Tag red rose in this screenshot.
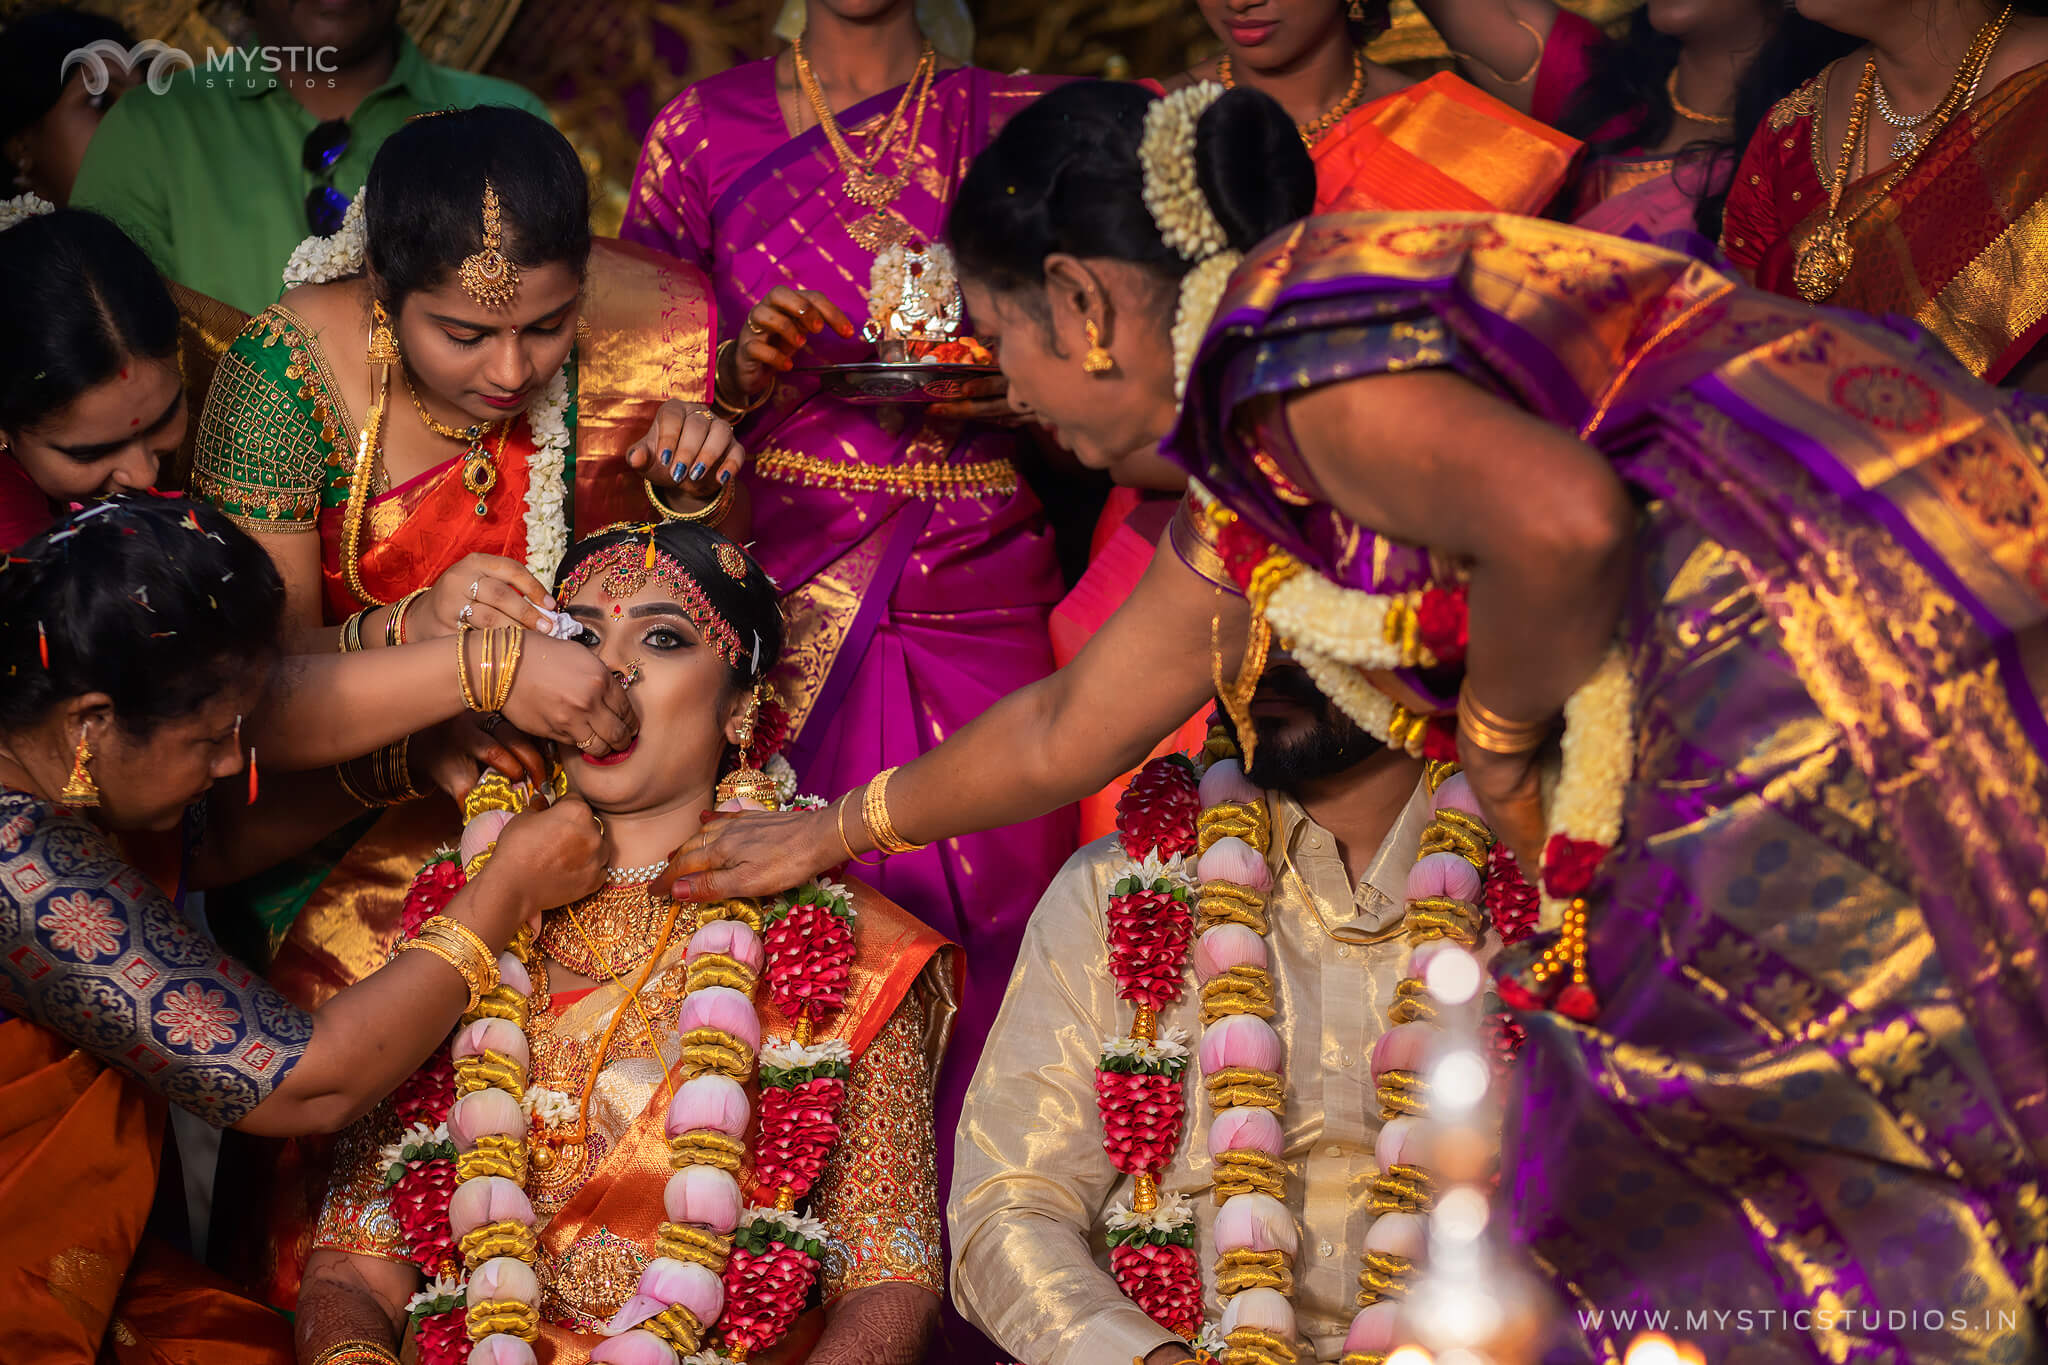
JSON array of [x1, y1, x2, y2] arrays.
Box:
[[1542, 834, 1608, 898], [1415, 583, 1469, 664]]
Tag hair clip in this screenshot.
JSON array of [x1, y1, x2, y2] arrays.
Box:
[[458, 179, 519, 309]]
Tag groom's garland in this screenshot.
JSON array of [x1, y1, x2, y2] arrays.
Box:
[[377, 775, 862, 1365]]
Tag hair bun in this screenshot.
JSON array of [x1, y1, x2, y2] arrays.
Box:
[[1194, 86, 1317, 253]]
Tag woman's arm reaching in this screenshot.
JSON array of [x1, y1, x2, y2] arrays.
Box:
[[1410, 0, 1563, 111]]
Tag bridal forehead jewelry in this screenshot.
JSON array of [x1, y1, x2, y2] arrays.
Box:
[[458, 179, 519, 309]]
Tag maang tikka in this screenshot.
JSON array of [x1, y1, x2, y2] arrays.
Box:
[[458, 179, 519, 309]]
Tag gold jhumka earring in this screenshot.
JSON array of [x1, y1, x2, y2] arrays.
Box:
[[366, 300, 400, 365], [714, 685, 780, 810], [59, 734, 99, 807], [1083, 319, 1114, 376], [458, 180, 519, 309]]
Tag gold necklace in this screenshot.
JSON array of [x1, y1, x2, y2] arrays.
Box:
[[793, 36, 937, 252], [537, 881, 666, 979], [1664, 67, 1732, 128], [402, 367, 508, 516], [1794, 5, 2011, 303], [1219, 48, 1369, 148]]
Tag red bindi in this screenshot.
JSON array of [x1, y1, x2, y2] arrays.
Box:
[[130, 417, 140, 427]]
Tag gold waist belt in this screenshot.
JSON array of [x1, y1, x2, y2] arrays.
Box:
[[754, 447, 1019, 500]]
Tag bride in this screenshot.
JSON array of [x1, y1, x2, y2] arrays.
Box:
[[297, 521, 954, 1365]]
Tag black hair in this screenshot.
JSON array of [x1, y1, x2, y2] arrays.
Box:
[[0, 7, 134, 196], [0, 208, 180, 438], [0, 494, 286, 736], [1348, 1, 1394, 47], [949, 80, 1316, 299], [1557, 8, 1856, 242], [362, 105, 592, 308], [552, 521, 784, 691]]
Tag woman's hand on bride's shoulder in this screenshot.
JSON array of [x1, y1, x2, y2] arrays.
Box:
[[650, 803, 846, 903], [485, 793, 609, 924], [627, 401, 746, 505], [499, 635, 637, 757]]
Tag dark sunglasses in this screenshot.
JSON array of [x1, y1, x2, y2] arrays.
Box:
[[302, 118, 352, 236]]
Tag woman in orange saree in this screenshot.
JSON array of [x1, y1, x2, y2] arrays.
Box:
[[300, 522, 954, 1365], [1064, 0, 1578, 840], [1, 497, 605, 1362], [1720, 0, 2048, 387]]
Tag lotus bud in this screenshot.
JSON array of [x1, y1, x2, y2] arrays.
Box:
[[1405, 850, 1481, 903], [1344, 1302, 1400, 1354], [1371, 1021, 1437, 1079], [603, 1258, 723, 1336], [460, 808, 514, 867], [1364, 1211, 1428, 1259], [498, 952, 532, 996], [1198, 1014, 1284, 1076], [1192, 923, 1268, 984], [449, 1089, 527, 1148], [662, 1166, 743, 1234], [686, 919, 764, 973], [1212, 1193, 1299, 1256], [1197, 835, 1271, 893], [451, 1017, 530, 1071], [1219, 1287, 1296, 1337], [448, 1176, 534, 1237], [675, 986, 760, 1051], [1199, 758, 1260, 809], [589, 1331, 677, 1365], [665, 1075, 749, 1139], [1375, 1116, 1422, 1170], [467, 1336, 538, 1365], [1207, 1107, 1285, 1158], [1432, 772, 1484, 820], [468, 1257, 541, 1307]]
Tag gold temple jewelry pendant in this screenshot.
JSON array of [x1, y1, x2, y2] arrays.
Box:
[[462, 438, 497, 516], [848, 209, 911, 253], [1793, 225, 1853, 302]]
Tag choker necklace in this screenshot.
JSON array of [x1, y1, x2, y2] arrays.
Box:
[[607, 858, 670, 885], [1219, 48, 1369, 148], [538, 882, 665, 978], [1664, 67, 1732, 128]]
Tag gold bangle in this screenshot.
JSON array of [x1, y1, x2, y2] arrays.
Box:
[[712, 339, 769, 419], [457, 624, 485, 712], [835, 793, 881, 868], [399, 934, 484, 1013], [310, 1342, 401, 1365], [1455, 680, 1552, 756], [340, 608, 371, 653], [861, 767, 926, 855], [334, 760, 378, 808], [479, 625, 498, 718], [426, 915, 500, 987], [374, 738, 423, 804], [490, 627, 522, 713], [412, 917, 501, 1009], [647, 476, 735, 525], [386, 588, 427, 647]]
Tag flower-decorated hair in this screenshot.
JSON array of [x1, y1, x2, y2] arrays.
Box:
[[552, 522, 783, 685]]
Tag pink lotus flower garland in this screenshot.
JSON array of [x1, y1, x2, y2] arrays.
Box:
[[1099, 746, 1298, 1364], [377, 780, 866, 1365]]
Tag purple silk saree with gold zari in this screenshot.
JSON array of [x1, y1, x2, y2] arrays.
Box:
[[622, 60, 1074, 1212], [1167, 212, 2048, 1363]]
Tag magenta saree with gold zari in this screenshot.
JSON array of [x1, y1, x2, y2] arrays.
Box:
[[1167, 212, 2048, 1363], [623, 61, 1074, 1213]]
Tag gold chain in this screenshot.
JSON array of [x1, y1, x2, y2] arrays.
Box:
[[340, 358, 392, 606], [1795, 5, 2011, 302], [792, 37, 936, 208], [402, 367, 507, 515], [753, 446, 1018, 500], [1664, 67, 1732, 128], [1219, 48, 1368, 148]]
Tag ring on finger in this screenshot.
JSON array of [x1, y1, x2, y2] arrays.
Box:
[[459, 603, 475, 625], [578, 735, 600, 751], [468, 580, 480, 602]]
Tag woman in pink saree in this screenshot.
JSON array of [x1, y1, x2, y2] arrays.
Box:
[[621, 0, 1072, 1235]]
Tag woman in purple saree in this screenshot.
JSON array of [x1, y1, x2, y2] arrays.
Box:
[[621, 1, 1073, 1228], [662, 82, 2048, 1362]]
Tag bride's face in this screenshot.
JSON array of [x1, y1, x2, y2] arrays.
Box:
[[389, 260, 583, 431], [558, 573, 749, 815], [963, 267, 1184, 483]]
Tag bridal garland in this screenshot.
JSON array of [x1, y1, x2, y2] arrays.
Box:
[[281, 195, 573, 585], [377, 774, 863, 1365]]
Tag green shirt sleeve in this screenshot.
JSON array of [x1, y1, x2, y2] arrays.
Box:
[[69, 92, 174, 274]]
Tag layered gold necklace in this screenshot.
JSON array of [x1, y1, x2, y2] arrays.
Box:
[[1219, 48, 1368, 148], [537, 881, 668, 979], [792, 36, 938, 252]]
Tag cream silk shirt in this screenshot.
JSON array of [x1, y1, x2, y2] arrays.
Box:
[[950, 780, 1433, 1365]]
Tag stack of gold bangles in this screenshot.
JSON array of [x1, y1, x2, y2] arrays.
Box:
[[458, 624, 524, 715], [648, 476, 736, 524], [336, 738, 424, 807], [398, 914, 499, 1013], [860, 766, 926, 856], [310, 1341, 400, 1365], [1455, 680, 1554, 756]]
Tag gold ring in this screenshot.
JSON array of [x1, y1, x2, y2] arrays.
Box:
[[593, 815, 605, 837], [458, 604, 474, 625], [578, 735, 599, 751]]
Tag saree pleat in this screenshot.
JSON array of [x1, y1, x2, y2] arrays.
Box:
[[1167, 212, 2048, 1360]]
